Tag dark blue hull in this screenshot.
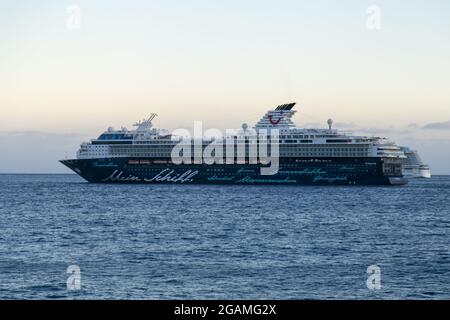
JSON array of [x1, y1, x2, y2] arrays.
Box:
[[60, 157, 408, 186]]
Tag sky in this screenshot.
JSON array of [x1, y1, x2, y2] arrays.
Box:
[[1, 0, 450, 173]]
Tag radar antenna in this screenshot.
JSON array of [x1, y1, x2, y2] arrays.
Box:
[[327, 118, 334, 130]]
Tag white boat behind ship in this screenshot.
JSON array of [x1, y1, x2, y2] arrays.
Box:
[[400, 147, 431, 179]]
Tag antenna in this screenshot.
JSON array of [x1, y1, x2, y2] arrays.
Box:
[[148, 113, 157, 122]]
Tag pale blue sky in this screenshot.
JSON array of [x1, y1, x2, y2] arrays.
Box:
[[1, 1, 449, 173]]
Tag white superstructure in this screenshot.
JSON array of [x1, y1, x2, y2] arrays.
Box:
[[76, 103, 405, 161]]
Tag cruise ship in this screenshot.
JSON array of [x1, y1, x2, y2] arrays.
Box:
[[61, 103, 408, 185], [400, 147, 431, 178]]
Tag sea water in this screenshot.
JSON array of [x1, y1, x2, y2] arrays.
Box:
[[0, 174, 449, 299]]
